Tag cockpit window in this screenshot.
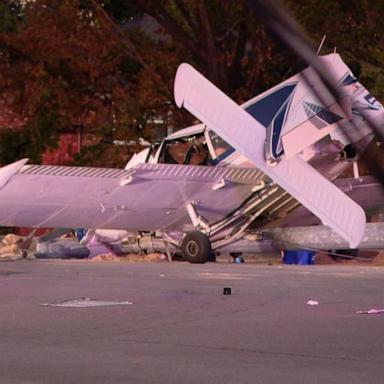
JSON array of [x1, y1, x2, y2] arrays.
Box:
[[341, 74, 358, 87], [147, 143, 161, 163], [208, 130, 233, 159], [159, 133, 210, 166]]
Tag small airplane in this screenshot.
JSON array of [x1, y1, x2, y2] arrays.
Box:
[[0, 53, 383, 262]]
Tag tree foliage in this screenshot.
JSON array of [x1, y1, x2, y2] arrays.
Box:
[[0, 0, 144, 164], [130, 0, 290, 100], [0, 0, 382, 166], [288, 0, 384, 100]]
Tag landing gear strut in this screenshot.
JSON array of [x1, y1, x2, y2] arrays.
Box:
[[181, 231, 212, 263]]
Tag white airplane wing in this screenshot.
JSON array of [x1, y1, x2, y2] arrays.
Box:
[[174, 63, 365, 248], [0, 161, 262, 231]]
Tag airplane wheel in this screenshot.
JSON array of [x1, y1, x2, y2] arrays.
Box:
[[181, 231, 212, 264]]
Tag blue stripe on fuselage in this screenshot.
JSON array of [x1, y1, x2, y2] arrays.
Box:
[[245, 84, 296, 128], [245, 84, 296, 158], [271, 102, 289, 158]]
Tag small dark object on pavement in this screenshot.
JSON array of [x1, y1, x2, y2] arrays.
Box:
[[223, 287, 232, 295]]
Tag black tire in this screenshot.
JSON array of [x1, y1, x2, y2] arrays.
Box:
[[181, 231, 212, 264]]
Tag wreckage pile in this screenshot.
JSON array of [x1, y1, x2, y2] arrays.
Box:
[[0, 234, 24, 260], [0, 230, 384, 264], [0, 231, 167, 262]]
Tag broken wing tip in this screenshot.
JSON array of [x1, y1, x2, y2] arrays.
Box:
[[0, 158, 30, 190], [348, 206, 366, 249], [174, 63, 193, 108], [20, 158, 29, 166], [349, 236, 362, 249], [1, 158, 29, 169]]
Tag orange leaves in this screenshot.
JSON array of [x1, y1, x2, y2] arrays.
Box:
[[0, 0, 132, 137]]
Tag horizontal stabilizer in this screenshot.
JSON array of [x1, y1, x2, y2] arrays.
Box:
[[174, 63, 365, 247]]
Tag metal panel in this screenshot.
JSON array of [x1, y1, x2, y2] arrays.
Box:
[[0, 162, 262, 231]]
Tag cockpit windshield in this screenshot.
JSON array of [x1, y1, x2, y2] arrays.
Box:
[[159, 133, 210, 166], [208, 130, 233, 159]]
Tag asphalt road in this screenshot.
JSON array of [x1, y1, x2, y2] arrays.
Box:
[[1, 260, 384, 383]]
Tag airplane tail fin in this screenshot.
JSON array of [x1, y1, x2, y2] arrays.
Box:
[[174, 63, 365, 248], [241, 54, 354, 160]]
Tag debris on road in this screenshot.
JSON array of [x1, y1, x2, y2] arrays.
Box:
[[90, 253, 121, 262], [223, 287, 232, 295], [356, 308, 384, 315], [283, 250, 314, 265], [306, 299, 319, 306], [84, 233, 113, 258], [35, 239, 90, 259], [143, 253, 167, 262], [90, 253, 168, 262], [40, 298, 133, 308], [0, 234, 24, 260]]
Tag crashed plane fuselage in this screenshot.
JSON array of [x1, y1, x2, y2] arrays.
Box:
[[0, 53, 383, 262]]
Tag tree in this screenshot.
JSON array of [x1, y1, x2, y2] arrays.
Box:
[[287, 0, 384, 100], [0, 0, 382, 167], [0, 0, 145, 164], [129, 0, 290, 101]]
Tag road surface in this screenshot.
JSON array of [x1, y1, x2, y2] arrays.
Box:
[[1, 260, 383, 383]]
